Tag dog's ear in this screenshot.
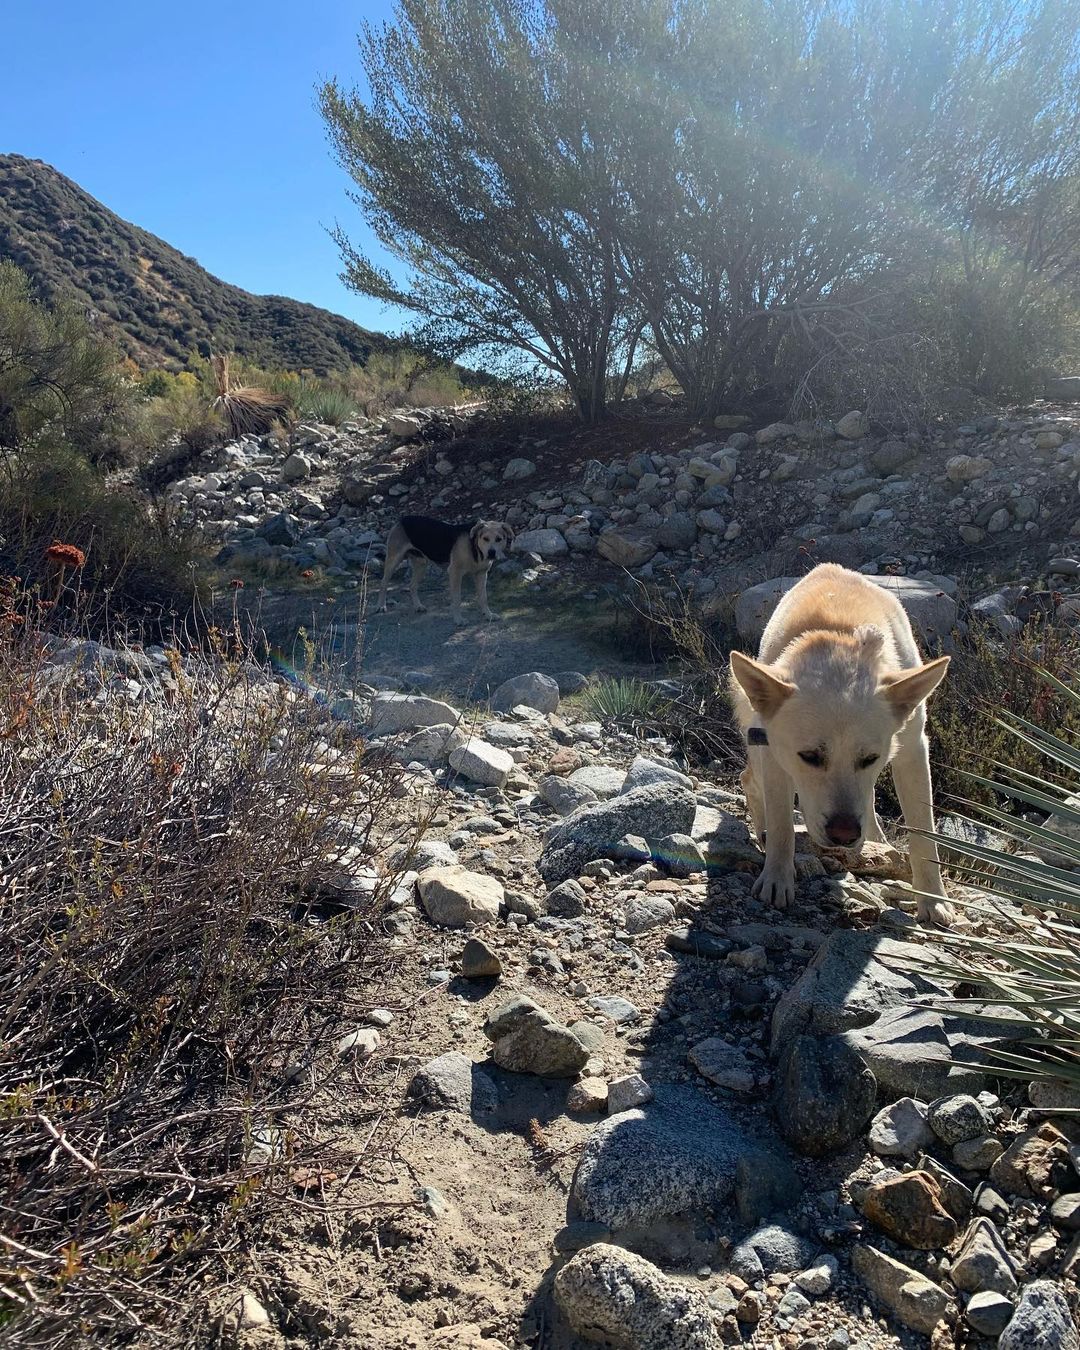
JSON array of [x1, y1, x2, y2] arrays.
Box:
[[730, 651, 795, 718], [503, 524, 515, 544], [470, 522, 484, 543], [878, 655, 950, 720], [853, 624, 886, 666]]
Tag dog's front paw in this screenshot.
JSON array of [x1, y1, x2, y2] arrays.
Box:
[[752, 862, 796, 909], [917, 895, 955, 928]]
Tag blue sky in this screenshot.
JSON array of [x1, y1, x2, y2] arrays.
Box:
[[0, 0, 411, 335]]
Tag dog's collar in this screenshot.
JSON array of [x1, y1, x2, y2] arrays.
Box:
[[747, 727, 768, 746]]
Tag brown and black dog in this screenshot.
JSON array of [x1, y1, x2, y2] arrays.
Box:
[[376, 514, 513, 625]]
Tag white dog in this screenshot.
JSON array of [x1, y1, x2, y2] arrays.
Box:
[[729, 564, 953, 926]]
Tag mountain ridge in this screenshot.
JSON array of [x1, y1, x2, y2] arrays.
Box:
[[0, 153, 392, 373]]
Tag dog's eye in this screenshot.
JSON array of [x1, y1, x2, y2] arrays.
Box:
[[798, 750, 825, 767], [857, 753, 879, 770]]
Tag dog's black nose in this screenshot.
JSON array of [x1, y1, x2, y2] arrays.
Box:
[[824, 813, 861, 846], [488, 548, 497, 558]]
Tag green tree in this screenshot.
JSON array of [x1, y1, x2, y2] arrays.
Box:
[[321, 0, 639, 424], [0, 261, 132, 458]]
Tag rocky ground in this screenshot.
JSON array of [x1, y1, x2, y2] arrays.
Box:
[[131, 396, 1080, 1347], [185, 664, 1078, 1350], [161, 397, 1080, 664]]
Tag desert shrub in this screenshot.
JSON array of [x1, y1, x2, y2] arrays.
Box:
[[0, 442, 204, 629], [919, 671, 1080, 1095], [209, 354, 291, 438], [0, 261, 136, 463], [326, 0, 1080, 421], [294, 380, 358, 426], [584, 677, 668, 727], [925, 620, 1080, 813], [0, 622, 418, 1345], [341, 350, 471, 416]]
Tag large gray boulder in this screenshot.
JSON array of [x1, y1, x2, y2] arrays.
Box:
[[512, 528, 568, 557], [569, 1084, 796, 1233], [770, 929, 946, 1055], [370, 692, 462, 736], [843, 1000, 1027, 1100], [735, 575, 957, 647], [554, 1244, 724, 1349], [998, 1280, 1079, 1350], [490, 672, 560, 714], [538, 783, 697, 885]]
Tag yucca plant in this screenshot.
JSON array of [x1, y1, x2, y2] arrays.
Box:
[[917, 667, 1080, 1094], [583, 677, 668, 727], [296, 381, 359, 427], [210, 353, 291, 437]]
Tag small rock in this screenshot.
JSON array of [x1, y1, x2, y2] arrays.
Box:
[[554, 1243, 724, 1349], [774, 1034, 876, 1158], [607, 1073, 653, 1114], [483, 995, 589, 1077], [407, 1052, 497, 1115], [655, 832, 706, 877], [336, 1027, 380, 1059], [567, 1077, 608, 1114], [859, 1171, 959, 1250], [1051, 1193, 1080, 1231], [665, 927, 733, 960], [688, 1037, 757, 1093], [954, 1134, 1005, 1172], [448, 738, 514, 788], [417, 865, 503, 928], [795, 1256, 838, 1297], [490, 672, 560, 715], [461, 937, 502, 979], [731, 1224, 817, 1278], [587, 995, 640, 1024], [952, 1216, 1018, 1295], [851, 1245, 953, 1336], [966, 1290, 1016, 1337], [917, 1156, 973, 1222], [990, 1122, 1073, 1199], [869, 1097, 935, 1160], [929, 1093, 993, 1145], [546, 878, 589, 917], [623, 896, 677, 934], [502, 457, 536, 481], [836, 410, 866, 439]]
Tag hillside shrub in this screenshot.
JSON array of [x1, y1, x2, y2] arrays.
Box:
[[0, 261, 136, 463], [0, 442, 203, 628], [0, 620, 418, 1345]]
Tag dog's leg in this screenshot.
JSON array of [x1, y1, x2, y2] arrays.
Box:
[[740, 763, 765, 846], [892, 715, 954, 927], [408, 557, 428, 613], [752, 749, 796, 909], [475, 565, 497, 621], [863, 802, 887, 843], [448, 559, 465, 626], [377, 544, 404, 612]]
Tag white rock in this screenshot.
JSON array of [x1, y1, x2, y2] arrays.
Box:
[[417, 865, 504, 927], [512, 528, 568, 557], [836, 410, 866, 439], [448, 738, 514, 787], [369, 693, 462, 736]]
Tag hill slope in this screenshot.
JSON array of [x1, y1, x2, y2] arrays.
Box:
[[0, 154, 392, 373]]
